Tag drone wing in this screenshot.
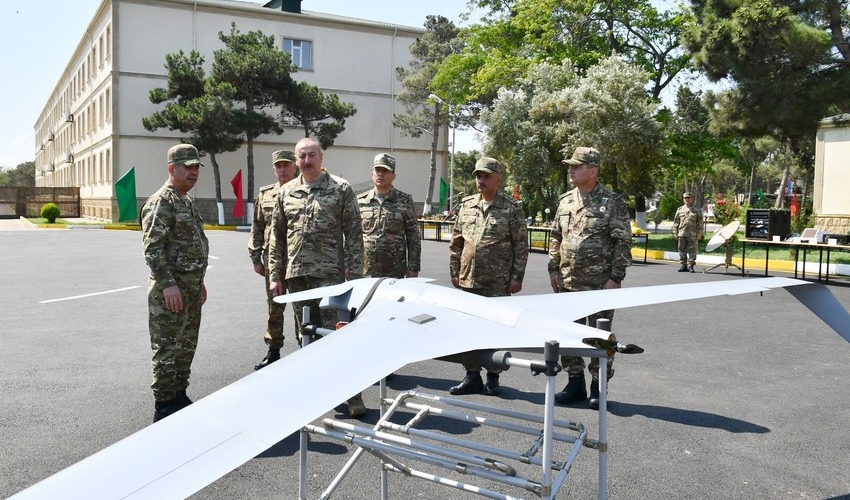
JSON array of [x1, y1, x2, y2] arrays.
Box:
[[495, 277, 850, 343]]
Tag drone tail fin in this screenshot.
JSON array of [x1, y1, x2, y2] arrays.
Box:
[[785, 283, 850, 343]]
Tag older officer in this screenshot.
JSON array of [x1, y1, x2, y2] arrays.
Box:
[[141, 144, 209, 422], [358, 153, 421, 279], [448, 157, 528, 396], [249, 149, 298, 370], [548, 146, 631, 410], [672, 192, 703, 272], [267, 137, 366, 418]]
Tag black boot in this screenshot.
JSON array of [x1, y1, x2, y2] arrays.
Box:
[[554, 374, 587, 405], [153, 399, 181, 423], [588, 379, 604, 410], [254, 348, 281, 370], [483, 372, 501, 396], [689, 264, 695, 273], [677, 264, 688, 272], [449, 371, 483, 395], [176, 390, 193, 409]]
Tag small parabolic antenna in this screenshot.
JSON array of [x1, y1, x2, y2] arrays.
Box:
[[704, 220, 742, 273]]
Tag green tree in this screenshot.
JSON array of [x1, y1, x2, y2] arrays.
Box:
[[0, 161, 35, 187], [683, 0, 850, 206], [394, 15, 461, 215], [212, 24, 297, 203], [143, 50, 244, 222], [280, 81, 357, 149], [434, 0, 693, 105], [663, 87, 738, 204]]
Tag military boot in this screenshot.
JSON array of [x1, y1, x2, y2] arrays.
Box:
[[483, 372, 501, 396], [678, 264, 688, 272], [176, 390, 193, 409], [153, 399, 181, 423], [449, 371, 484, 395], [588, 379, 606, 410], [688, 264, 695, 273], [347, 393, 367, 418], [254, 348, 281, 371], [554, 374, 587, 405]]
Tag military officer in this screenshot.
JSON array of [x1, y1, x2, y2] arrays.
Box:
[[358, 153, 420, 279], [141, 144, 209, 422], [448, 157, 528, 396], [672, 192, 703, 272], [267, 137, 367, 418], [249, 149, 298, 370], [548, 146, 631, 410]]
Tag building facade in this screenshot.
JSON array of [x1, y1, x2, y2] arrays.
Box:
[[33, 0, 448, 223], [813, 115, 850, 234]]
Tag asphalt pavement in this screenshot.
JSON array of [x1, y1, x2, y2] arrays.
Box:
[[1, 228, 849, 500]]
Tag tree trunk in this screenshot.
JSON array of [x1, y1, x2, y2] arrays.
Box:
[[210, 152, 225, 224], [423, 102, 441, 216]]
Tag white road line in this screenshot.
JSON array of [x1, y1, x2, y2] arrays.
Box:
[[39, 286, 142, 304]]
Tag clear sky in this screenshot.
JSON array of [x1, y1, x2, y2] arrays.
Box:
[[0, 0, 482, 170]]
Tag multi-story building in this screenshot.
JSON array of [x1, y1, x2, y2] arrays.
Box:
[[33, 0, 447, 223]]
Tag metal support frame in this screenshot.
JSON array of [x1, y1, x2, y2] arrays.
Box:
[[295, 311, 611, 500]]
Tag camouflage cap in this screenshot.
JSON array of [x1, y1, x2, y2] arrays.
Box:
[[562, 146, 601, 167], [272, 150, 295, 163], [683, 192, 693, 198], [167, 144, 204, 167], [474, 157, 502, 174], [373, 153, 396, 172]]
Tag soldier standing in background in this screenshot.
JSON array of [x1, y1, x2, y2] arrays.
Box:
[[141, 144, 209, 423], [672, 192, 703, 273], [249, 150, 298, 370], [448, 157, 528, 396], [267, 137, 367, 418], [358, 153, 420, 279], [548, 146, 631, 410]]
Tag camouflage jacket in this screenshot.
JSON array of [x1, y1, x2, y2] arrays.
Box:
[[357, 187, 421, 278], [141, 182, 209, 288], [673, 205, 703, 238], [248, 183, 281, 266], [449, 193, 528, 292], [548, 183, 631, 291], [268, 171, 364, 283]]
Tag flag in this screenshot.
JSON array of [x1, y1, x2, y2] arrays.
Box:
[[439, 178, 448, 212], [790, 193, 799, 216], [231, 170, 244, 219], [513, 184, 520, 201], [114, 167, 137, 222]]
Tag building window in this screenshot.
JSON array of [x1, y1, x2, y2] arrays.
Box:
[[283, 38, 312, 70]]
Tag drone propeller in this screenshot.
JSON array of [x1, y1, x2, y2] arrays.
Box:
[[582, 333, 645, 355]]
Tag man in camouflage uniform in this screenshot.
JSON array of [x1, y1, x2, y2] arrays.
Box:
[[141, 144, 209, 423], [268, 137, 367, 418], [672, 192, 703, 273], [249, 149, 298, 370], [358, 153, 421, 279], [448, 157, 528, 396], [548, 147, 631, 410]]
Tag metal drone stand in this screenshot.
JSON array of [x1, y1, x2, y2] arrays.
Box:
[[297, 308, 611, 500]]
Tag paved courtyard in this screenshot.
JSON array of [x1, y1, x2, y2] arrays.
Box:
[[1, 228, 848, 500]]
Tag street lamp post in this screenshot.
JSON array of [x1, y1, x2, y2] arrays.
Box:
[[428, 93, 455, 214]]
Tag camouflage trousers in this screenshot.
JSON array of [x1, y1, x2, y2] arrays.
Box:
[[148, 275, 203, 402], [678, 235, 698, 267], [286, 275, 345, 346], [458, 286, 510, 373], [560, 289, 615, 381], [262, 258, 287, 350]]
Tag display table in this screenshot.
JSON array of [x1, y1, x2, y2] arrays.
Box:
[[740, 238, 850, 283]]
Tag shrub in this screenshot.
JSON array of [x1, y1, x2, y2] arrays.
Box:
[[712, 193, 741, 227], [40, 203, 61, 223]]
